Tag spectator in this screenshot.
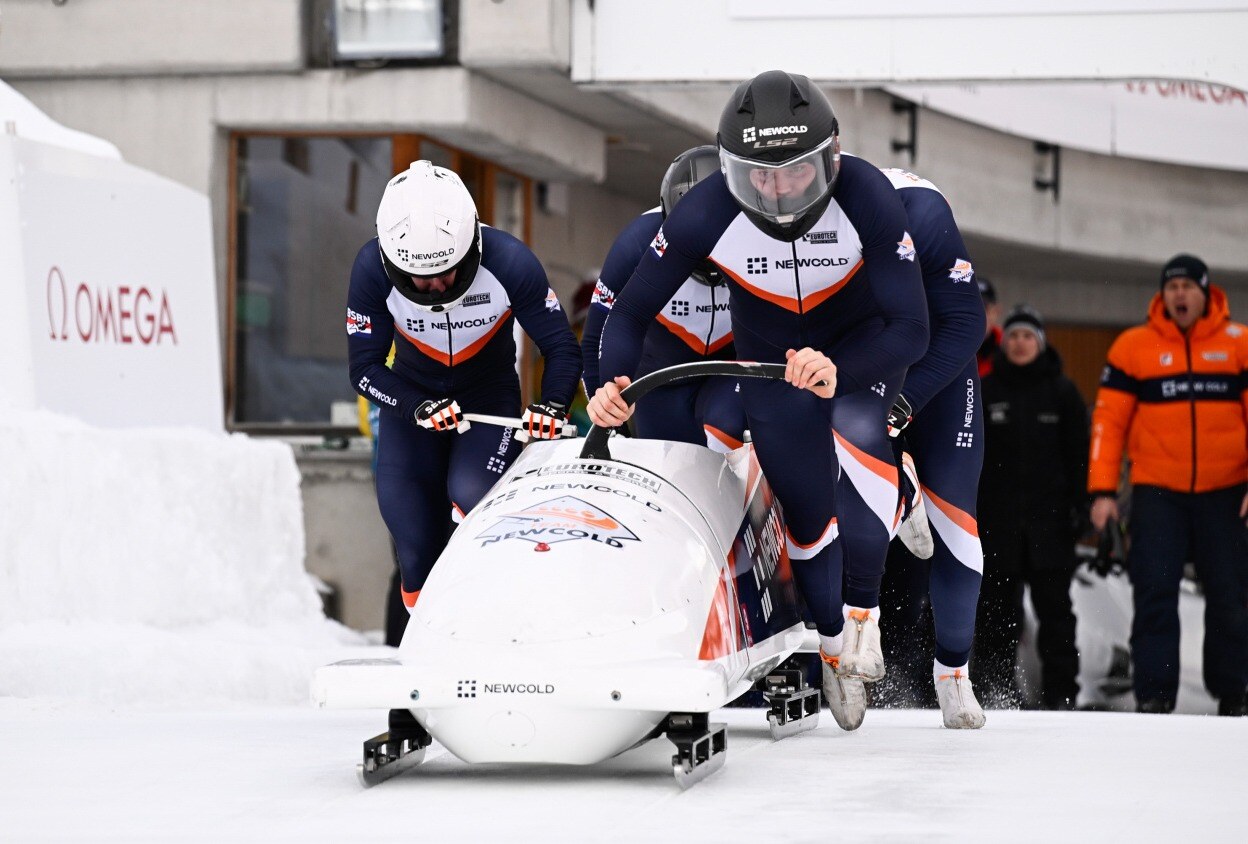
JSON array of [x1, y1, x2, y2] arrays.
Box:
[[976, 305, 1088, 709], [1089, 254, 1248, 716], [976, 277, 1003, 377]]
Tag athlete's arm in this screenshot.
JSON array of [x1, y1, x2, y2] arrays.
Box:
[[830, 163, 929, 394], [895, 190, 985, 414], [346, 241, 433, 422], [581, 211, 661, 393], [599, 190, 722, 383], [501, 238, 582, 408]]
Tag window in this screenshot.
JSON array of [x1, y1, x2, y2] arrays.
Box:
[[228, 133, 532, 432]]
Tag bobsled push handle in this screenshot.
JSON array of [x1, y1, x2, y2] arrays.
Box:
[[459, 413, 578, 442], [579, 360, 792, 460]]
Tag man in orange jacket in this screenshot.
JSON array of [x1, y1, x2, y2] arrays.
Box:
[[1089, 254, 1248, 716]]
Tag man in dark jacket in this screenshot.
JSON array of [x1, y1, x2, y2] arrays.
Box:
[[976, 305, 1089, 709]]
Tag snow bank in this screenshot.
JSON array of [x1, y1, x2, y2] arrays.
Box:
[[0, 412, 366, 708]]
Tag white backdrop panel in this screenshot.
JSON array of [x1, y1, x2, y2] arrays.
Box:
[[10, 137, 223, 430]]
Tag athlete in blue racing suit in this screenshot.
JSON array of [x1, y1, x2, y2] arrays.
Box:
[[589, 71, 929, 730], [875, 167, 988, 727], [347, 162, 581, 616], [582, 146, 745, 452]]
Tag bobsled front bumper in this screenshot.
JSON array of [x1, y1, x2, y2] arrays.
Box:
[[314, 657, 737, 766], [312, 656, 731, 713]]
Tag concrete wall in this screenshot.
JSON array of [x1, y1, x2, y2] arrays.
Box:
[[296, 450, 393, 632], [0, 0, 305, 76], [460, 0, 570, 69], [531, 179, 649, 304]]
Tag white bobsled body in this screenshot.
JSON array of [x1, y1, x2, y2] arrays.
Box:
[[314, 437, 808, 765]]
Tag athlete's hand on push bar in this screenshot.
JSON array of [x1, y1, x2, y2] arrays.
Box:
[[415, 397, 468, 432], [521, 402, 568, 440], [785, 348, 836, 398], [587, 376, 634, 427]]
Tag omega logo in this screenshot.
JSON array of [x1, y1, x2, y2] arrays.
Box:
[[46, 266, 178, 345]]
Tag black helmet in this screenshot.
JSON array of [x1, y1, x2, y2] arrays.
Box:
[[659, 145, 725, 287], [660, 145, 720, 216], [717, 70, 840, 242]]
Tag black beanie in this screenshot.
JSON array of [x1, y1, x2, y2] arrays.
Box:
[[1003, 304, 1046, 351], [1160, 254, 1209, 293], [977, 276, 997, 304]]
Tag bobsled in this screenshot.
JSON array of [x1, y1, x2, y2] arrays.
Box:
[[314, 362, 822, 787]]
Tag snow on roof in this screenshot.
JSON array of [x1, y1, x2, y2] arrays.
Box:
[[0, 77, 121, 159]]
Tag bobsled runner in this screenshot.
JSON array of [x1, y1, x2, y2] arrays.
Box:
[[314, 362, 822, 787]]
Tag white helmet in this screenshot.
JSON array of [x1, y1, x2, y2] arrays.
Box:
[[376, 160, 483, 311]]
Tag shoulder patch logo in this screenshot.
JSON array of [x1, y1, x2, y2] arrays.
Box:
[[1160, 352, 1173, 366], [650, 228, 668, 258], [544, 288, 562, 313], [346, 308, 372, 335], [948, 259, 974, 283], [1227, 325, 1243, 337], [896, 232, 916, 262], [590, 279, 616, 309]]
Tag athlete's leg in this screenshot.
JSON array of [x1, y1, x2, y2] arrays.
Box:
[[696, 376, 748, 453], [447, 389, 525, 520], [740, 378, 842, 637], [632, 381, 705, 446], [375, 408, 453, 610], [830, 375, 904, 611], [905, 365, 985, 668]]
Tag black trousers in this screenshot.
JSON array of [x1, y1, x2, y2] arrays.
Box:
[[974, 525, 1079, 708], [1128, 484, 1248, 704]]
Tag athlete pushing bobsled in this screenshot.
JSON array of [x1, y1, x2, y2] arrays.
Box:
[[316, 360, 828, 787], [590, 70, 929, 731], [321, 150, 831, 787]]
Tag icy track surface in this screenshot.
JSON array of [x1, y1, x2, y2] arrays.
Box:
[[1, 699, 1243, 843]]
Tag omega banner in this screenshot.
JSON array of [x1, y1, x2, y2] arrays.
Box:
[[3, 136, 223, 431]]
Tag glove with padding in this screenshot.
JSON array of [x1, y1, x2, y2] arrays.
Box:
[[415, 398, 466, 432], [886, 395, 914, 438], [521, 402, 567, 440]]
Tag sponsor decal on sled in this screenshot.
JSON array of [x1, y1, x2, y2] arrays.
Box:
[[475, 495, 640, 549], [522, 462, 663, 493]]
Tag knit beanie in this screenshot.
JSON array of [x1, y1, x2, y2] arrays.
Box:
[[1160, 254, 1210, 294], [1002, 304, 1046, 352]]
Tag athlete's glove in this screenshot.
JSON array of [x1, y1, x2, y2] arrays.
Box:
[[886, 395, 914, 438], [414, 398, 467, 432], [521, 402, 567, 440]]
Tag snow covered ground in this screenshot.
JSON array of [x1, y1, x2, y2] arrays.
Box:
[[1, 415, 1242, 842], [1, 698, 1244, 843]]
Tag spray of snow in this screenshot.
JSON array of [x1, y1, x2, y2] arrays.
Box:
[[0, 411, 367, 709]]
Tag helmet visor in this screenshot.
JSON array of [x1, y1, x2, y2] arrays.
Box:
[[381, 232, 481, 311], [720, 138, 836, 224]]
